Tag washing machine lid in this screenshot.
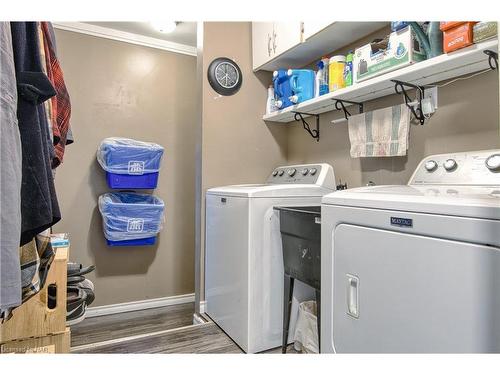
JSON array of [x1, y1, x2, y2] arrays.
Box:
[[322, 185, 500, 220], [207, 184, 334, 198]]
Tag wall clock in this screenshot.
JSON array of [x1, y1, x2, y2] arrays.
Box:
[[207, 57, 242, 96]]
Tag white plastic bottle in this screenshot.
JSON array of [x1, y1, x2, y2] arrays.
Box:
[[314, 69, 321, 98], [266, 85, 277, 114], [315, 57, 330, 97]]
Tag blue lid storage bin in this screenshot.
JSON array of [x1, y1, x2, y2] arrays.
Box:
[[97, 137, 164, 189], [98, 192, 165, 246]]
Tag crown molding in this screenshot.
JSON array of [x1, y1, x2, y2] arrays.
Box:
[[53, 22, 197, 56]]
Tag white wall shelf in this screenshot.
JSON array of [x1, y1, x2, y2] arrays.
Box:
[[263, 39, 498, 123]]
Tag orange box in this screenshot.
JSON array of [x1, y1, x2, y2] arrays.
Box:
[[440, 21, 467, 31], [443, 22, 477, 53]]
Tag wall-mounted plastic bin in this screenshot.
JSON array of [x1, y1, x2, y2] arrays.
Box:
[[105, 172, 159, 190], [98, 192, 165, 247], [97, 137, 164, 189], [106, 236, 156, 247]]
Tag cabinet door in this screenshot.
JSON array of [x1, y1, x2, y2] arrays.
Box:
[[302, 21, 333, 40], [272, 22, 303, 57], [251, 22, 275, 70]]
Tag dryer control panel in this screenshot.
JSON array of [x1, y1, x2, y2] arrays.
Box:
[[410, 150, 500, 186], [266, 163, 335, 189]]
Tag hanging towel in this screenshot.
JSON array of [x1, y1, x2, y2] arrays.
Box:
[[348, 104, 410, 157]]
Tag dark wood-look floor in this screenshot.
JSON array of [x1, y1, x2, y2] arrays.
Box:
[[71, 303, 303, 354], [74, 322, 243, 354], [71, 302, 195, 347], [74, 321, 300, 354]]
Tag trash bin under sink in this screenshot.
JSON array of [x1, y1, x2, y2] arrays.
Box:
[[274, 206, 321, 353]]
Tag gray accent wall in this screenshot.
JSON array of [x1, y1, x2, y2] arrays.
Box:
[[53, 29, 197, 306]]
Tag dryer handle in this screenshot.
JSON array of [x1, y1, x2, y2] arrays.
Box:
[[347, 274, 359, 319]]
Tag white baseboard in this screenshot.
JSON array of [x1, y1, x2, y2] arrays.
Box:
[[199, 300, 206, 314], [192, 313, 205, 325], [86, 293, 195, 318]]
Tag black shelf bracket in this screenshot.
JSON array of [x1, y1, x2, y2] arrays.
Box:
[[391, 79, 426, 125], [292, 112, 320, 142], [333, 99, 364, 121], [484, 49, 498, 70]]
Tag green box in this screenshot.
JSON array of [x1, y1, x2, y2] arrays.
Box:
[[354, 26, 427, 83]]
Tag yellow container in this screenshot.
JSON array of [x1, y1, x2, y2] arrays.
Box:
[[329, 55, 346, 92]]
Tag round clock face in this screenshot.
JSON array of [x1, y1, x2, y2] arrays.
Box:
[[207, 57, 242, 96], [215, 61, 239, 89]]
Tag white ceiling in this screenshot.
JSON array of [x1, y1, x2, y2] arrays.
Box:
[[85, 22, 197, 46]]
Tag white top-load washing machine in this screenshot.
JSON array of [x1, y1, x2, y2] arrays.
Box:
[[205, 163, 335, 353], [321, 150, 500, 353]]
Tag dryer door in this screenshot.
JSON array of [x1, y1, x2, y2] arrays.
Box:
[[332, 224, 500, 353]]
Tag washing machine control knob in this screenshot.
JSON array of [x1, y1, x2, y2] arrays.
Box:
[[301, 168, 309, 176], [485, 154, 500, 172], [309, 168, 317, 175], [443, 159, 458, 171], [278, 169, 284, 176], [272, 170, 278, 177], [287, 168, 296, 177], [424, 160, 438, 172]]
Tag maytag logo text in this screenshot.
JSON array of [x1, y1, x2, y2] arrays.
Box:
[[390, 217, 413, 228]]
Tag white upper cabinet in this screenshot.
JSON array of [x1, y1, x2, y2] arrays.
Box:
[[251, 22, 275, 72], [302, 21, 333, 40], [252, 22, 302, 71], [252, 21, 388, 72], [271, 22, 303, 56]]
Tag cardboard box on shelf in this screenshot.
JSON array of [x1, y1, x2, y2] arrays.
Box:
[[473, 22, 497, 43], [353, 26, 427, 84], [443, 22, 477, 53], [440, 21, 467, 31]]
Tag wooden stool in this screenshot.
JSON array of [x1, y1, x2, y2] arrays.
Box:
[[0, 246, 70, 354]]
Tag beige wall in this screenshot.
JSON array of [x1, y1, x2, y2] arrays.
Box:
[[202, 22, 288, 189], [53, 30, 197, 306], [198, 22, 288, 300]]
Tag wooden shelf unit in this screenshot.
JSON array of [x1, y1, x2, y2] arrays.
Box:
[[0, 245, 70, 354], [263, 39, 498, 123]]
